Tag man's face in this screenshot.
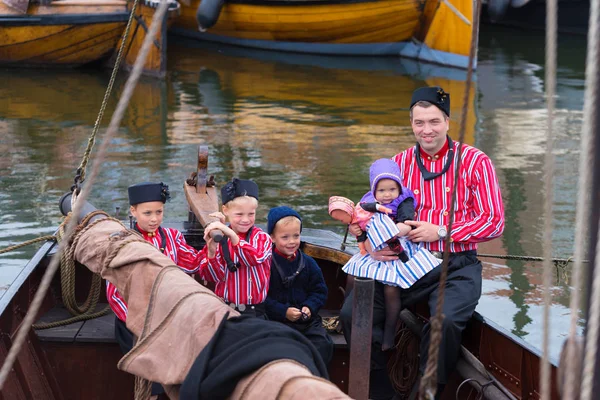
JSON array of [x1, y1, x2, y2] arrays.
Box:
[[410, 105, 449, 155]]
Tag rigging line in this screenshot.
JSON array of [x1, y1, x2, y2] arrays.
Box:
[[76, 0, 141, 185], [418, 0, 481, 398], [582, 229, 600, 400], [540, 0, 558, 394], [0, 0, 171, 389], [564, 0, 600, 397], [578, 0, 600, 397]]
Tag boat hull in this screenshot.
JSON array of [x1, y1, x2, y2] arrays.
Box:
[[0, 223, 561, 399], [171, 0, 476, 69], [0, 4, 129, 67], [0, 1, 179, 75]]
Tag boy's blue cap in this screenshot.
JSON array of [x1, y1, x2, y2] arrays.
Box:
[[221, 178, 259, 205], [267, 206, 302, 235], [128, 182, 170, 206]]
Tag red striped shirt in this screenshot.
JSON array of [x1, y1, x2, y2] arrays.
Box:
[[107, 226, 202, 322], [198, 227, 272, 305], [393, 141, 505, 253]]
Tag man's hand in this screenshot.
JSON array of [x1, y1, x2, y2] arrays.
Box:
[[405, 220, 442, 243], [349, 223, 363, 237], [286, 307, 302, 322], [363, 239, 400, 262]]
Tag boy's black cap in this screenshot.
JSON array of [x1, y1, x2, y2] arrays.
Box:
[[221, 178, 259, 205], [128, 182, 170, 206], [410, 86, 450, 117], [267, 206, 302, 235]]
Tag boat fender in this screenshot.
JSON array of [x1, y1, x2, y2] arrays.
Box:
[[196, 0, 226, 30], [486, 0, 511, 22]]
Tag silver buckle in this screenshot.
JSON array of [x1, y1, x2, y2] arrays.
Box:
[[431, 251, 443, 259], [238, 304, 246, 312]]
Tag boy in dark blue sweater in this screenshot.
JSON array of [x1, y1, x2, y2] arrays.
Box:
[[264, 206, 334, 366]]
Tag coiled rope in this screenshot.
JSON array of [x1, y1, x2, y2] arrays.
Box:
[[32, 212, 116, 330], [418, 0, 481, 398], [0, 0, 172, 388]]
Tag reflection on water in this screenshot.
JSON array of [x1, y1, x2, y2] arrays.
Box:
[[0, 26, 588, 359]]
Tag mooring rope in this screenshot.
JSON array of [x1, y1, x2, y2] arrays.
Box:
[[0, 0, 172, 388], [418, 1, 481, 398], [0, 236, 56, 255]]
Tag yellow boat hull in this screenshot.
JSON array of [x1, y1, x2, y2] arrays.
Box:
[[0, 1, 179, 76], [172, 0, 475, 68]]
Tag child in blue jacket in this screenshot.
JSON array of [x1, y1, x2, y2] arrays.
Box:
[[264, 206, 333, 366]]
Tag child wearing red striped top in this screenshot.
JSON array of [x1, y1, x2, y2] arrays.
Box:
[[198, 178, 272, 318], [109, 181, 204, 398]]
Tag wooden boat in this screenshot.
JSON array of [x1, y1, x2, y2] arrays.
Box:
[[0, 0, 181, 76], [0, 147, 561, 399], [483, 0, 588, 35], [170, 0, 476, 69]]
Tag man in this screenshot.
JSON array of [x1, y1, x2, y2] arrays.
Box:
[[339, 86, 505, 400]]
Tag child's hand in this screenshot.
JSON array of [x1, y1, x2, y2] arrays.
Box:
[[204, 222, 239, 245], [301, 306, 312, 320], [205, 237, 218, 259], [208, 211, 226, 224], [376, 204, 393, 214], [348, 223, 363, 237], [396, 222, 411, 237], [286, 307, 302, 322]]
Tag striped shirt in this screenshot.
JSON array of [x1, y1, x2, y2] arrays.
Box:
[[198, 227, 272, 305], [393, 141, 505, 253], [107, 226, 202, 322]]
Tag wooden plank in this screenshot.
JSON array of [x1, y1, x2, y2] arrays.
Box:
[[184, 145, 223, 241], [34, 306, 83, 343], [76, 312, 116, 343]]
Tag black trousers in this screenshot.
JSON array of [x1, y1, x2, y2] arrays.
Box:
[[284, 316, 334, 366], [339, 251, 482, 400], [114, 316, 165, 396]]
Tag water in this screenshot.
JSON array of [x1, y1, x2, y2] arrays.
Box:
[[0, 25, 588, 361]]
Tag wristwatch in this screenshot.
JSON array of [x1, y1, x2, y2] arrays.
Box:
[[437, 225, 448, 240]]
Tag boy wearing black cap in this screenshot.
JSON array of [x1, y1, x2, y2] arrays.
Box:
[[110, 182, 204, 398], [198, 178, 272, 318], [264, 206, 333, 365]]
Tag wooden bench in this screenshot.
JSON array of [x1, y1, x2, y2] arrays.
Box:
[[35, 305, 348, 347], [35, 305, 118, 343]]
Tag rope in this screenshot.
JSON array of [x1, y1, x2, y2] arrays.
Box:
[[0, 0, 172, 388], [539, 0, 558, 395], [0, 236, 56, 255], [322, 316, 341, 333], [581, 233, 600, 400], [418, 0, 481, 398], [73, 0, 141, 188], [32, 212, 116, 330], [564, 0, 600, 395], [389, 326, 420, 397]]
